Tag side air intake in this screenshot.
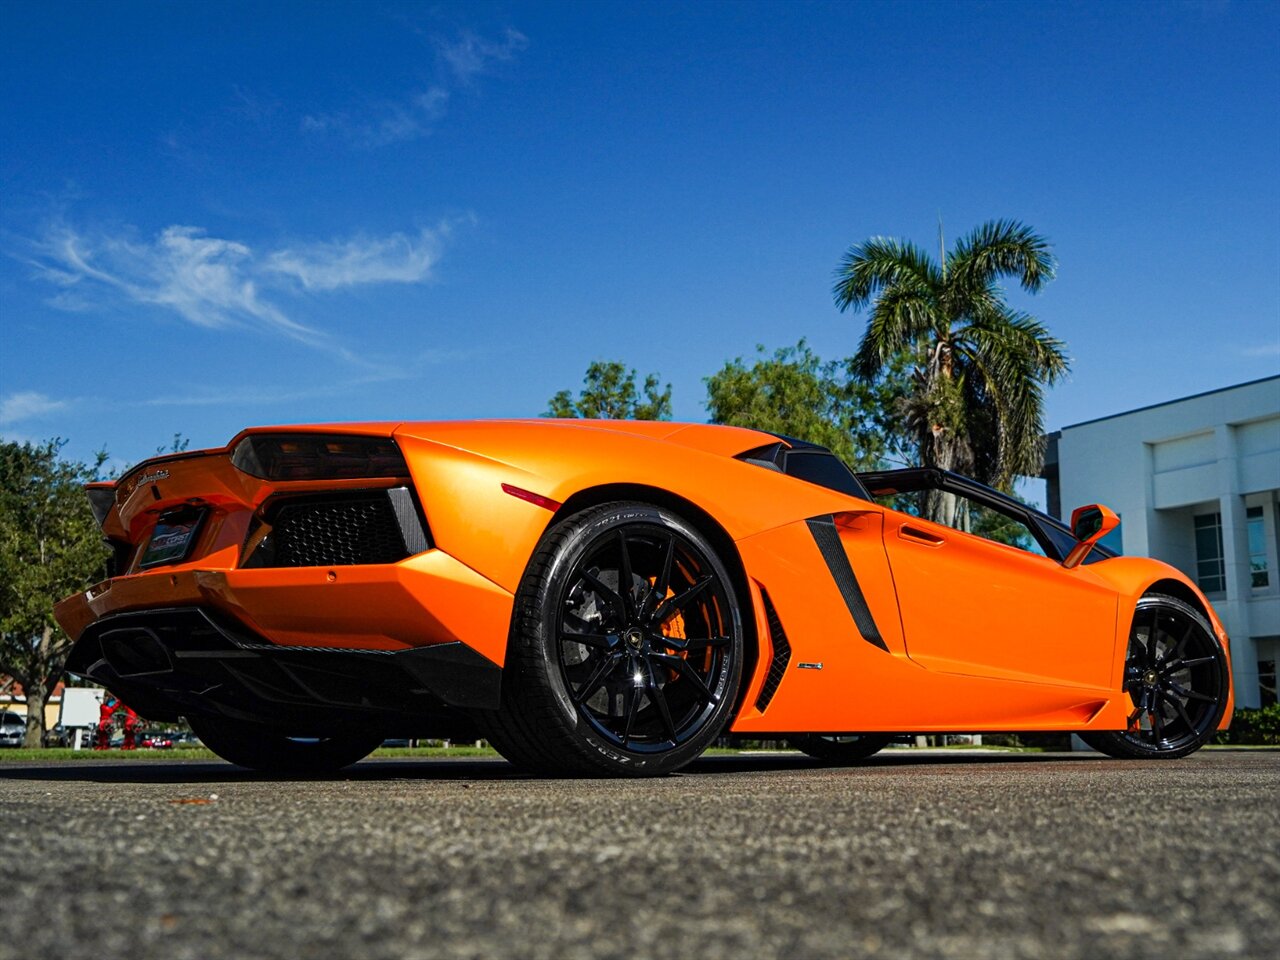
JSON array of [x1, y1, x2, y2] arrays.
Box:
[[754, 587, 791, 712]]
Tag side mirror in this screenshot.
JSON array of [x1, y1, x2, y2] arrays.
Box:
[[1063, 504, 1119, 569]]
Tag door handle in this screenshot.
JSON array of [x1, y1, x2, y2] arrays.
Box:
[[899, 523, 945, 546]]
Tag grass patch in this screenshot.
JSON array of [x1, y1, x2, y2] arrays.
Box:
[[0, 746, 219, 762], [369, 746, 498, 758], [931, 743, 1049, 752], [0, 744, 507, 762]]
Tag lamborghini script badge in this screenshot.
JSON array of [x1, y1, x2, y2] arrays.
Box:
[[122, 469, 170, 498]]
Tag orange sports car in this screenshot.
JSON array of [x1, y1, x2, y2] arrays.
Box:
[[55, 419, 1232, 775]]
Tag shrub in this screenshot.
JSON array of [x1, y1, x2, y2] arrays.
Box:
[[1213, 704, 1280, 745]]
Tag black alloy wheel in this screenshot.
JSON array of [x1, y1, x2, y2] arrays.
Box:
[[484, 502, 744, 776], [788, 733, 895, 763], [187, 715, 383, 773], [1080, 594, 1228, 760]]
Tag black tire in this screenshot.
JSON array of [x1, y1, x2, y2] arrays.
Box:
[[1079, 594, 1229, 760], [483, 502, 745, 777], [188, 716, 382, 774], [788, 734, 894, 763]]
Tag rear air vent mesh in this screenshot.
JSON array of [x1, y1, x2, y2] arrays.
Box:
[[242, 489, 428, 568]]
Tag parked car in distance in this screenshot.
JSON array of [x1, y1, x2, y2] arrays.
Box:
[[0, 711, 26, 748], [42, 726, 72, 748]]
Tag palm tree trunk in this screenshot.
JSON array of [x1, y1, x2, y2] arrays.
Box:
[[926, 442, 960, 527], [922, 341, 965, 526]]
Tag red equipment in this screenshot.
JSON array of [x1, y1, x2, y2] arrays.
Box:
[[93, 694, 139, 750]]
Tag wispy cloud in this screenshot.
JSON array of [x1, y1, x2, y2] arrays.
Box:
[[23, 220, 458, 360], [301, 27, 526, 147], [0, 391, 68, 426], [30, 223, 312, 339], [301, 88, 451, 148], [265, 228, 445, 291], [437, 28, 528, 84]]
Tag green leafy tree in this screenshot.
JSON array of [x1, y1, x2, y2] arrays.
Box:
[[157, 433, 190, 455], [704, 340, 897, 470], [0, 440, 109, 746], [833, 219, 1069, 522], [547, 360, 672, 420]]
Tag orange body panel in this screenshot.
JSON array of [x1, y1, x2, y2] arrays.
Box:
[[880, 511, 1119, 689], [55, 418, 1234, 735]]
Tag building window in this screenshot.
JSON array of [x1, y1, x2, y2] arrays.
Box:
[[1194, 513, 1225, 593], [1247, 506, 1269, 589], [1260, 660, 1277, 707]]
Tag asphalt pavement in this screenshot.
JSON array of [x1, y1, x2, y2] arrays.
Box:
[[1, 749, 1276, 960]]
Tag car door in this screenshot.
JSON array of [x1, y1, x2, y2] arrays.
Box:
[[878, 503, 1119, 691]]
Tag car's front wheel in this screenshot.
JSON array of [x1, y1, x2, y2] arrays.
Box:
[[1080, 594, 1229, 760], [187, 716, 382, 773], [484, 502, 745, 776]]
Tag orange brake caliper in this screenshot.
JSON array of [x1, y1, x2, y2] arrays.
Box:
[[652, 580, 686, 679]]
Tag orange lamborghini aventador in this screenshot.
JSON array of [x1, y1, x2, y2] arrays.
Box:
[[55, 419, 1233, 775]]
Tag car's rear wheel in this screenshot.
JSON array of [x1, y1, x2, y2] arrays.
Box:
[[485, 502, 745, 776], [1080, 594, 1228, 760], [188, 716, 382, 773], [788, 734, 894, 763]]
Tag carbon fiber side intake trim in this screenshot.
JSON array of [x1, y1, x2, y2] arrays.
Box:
[[754, 587, 791, 712], [805, 516, 889, 652]]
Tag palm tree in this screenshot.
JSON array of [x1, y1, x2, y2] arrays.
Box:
[[833, 219, 1069, 524]]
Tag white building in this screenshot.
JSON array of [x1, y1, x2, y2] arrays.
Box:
[[1044, 375, 1280, 709]]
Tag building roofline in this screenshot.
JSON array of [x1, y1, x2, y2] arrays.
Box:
[[1060, 374, 1280, 432]]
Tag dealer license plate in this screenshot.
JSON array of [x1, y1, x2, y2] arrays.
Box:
[[139, 510, 206, 569]]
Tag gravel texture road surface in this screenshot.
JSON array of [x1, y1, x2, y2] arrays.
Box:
[[1, 749, 1276, 960]]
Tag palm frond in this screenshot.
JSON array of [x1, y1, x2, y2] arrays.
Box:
[[993, 373, 1048, 482], [954, 330, 1052, 484], [833, 237, 942, 313], [953, 361, 1003, 487], [965, 306, 1071, 385], [851, 282, 934, 380], [948, 219, 1057, 294]]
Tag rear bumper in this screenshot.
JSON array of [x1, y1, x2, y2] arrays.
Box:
[[54, 550, 515, 733], [64, 607, 499, 735]]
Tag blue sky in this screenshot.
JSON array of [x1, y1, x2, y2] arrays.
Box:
[[2, 0, 1277, 474]]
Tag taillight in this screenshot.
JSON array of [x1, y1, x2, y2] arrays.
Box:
[[231, 434, 408, 481], [85, 484, 116, 526]]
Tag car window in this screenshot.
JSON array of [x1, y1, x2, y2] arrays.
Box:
[[873, 490, 1046, 556], [958, 497, 1046, 556]]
